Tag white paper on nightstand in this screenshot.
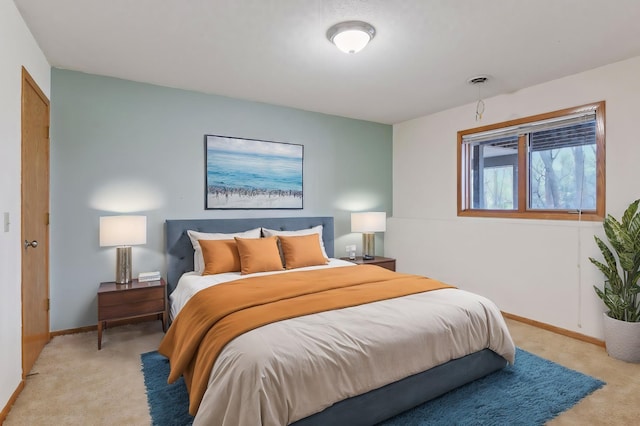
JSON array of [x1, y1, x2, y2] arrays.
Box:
[[138, 271, 161, 282]]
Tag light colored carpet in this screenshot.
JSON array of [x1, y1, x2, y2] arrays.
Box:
[[4, 318, 640, 425], [5, 321, 163, 426]]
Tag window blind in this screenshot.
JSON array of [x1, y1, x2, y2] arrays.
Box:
[[461, 110, 596, 145]]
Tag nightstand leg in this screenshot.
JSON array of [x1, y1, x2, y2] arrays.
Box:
[[161, 313, 167, 332], [97, 321, 103, 350]]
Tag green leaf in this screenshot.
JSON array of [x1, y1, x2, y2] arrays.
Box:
[[594, 236, 618, 272], [603, 217, 625, 257], [621, 199, 639, 229], [589, 258, 616, 282]]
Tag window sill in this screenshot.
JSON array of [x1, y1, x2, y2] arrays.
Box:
[[457, 209, 603, 222]]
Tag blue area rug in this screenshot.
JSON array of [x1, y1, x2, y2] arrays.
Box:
[[141, 348, 604, 426]]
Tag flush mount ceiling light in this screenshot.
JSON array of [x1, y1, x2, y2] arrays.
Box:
[[326, 20, 376, 54]]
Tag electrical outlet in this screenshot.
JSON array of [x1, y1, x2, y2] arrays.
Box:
[[3, 212, 9, 232]]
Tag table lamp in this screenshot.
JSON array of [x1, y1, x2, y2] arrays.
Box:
[[99, 215, 147, 284], [351, 212, 386, 260]]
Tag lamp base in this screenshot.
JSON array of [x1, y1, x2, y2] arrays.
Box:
[[115, 246, 132, 284], [362, 233, 375, 260]]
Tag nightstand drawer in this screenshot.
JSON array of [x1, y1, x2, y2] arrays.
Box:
[[99, 286, 164, 306], [99, 298, 165, 320]]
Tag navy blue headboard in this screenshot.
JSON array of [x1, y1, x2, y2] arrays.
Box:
[[165, 217, 334, 294]]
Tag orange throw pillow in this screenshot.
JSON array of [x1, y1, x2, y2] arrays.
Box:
[[278, 234, 329, 269], [235, 236, 284, 275], [199, 239, 241, 275]]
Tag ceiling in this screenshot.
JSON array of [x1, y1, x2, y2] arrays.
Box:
[[14, 0, 640, 124]]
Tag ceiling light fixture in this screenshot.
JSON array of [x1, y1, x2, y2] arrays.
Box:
[[327, 21, 376, 54]]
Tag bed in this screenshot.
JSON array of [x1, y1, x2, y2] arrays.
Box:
[[163, 217, 515, 426]]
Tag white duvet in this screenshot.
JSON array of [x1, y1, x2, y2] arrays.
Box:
[[169, 261, 516, 426]]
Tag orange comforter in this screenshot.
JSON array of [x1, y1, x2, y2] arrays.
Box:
[[158, 265, 454, 415]]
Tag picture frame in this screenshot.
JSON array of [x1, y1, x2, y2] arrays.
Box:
[[205, 134, 304, 210]]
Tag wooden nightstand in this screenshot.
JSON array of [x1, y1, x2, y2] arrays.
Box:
[[341, 256, 396, 272], [97, 278, 167, 349]]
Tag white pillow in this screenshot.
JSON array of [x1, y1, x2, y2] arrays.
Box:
[[261, 225, 329, 260], [187, 228, 261, 274]]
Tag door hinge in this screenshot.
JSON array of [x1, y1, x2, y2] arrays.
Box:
[[46, 298, 50, 311], [46, 126, 49, 139], [46, 212, 50, 225]]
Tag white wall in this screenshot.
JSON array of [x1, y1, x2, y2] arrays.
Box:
[[0, 0, 50, 411], [388, 55, 640, 340]]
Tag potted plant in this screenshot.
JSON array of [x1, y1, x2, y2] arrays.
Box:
[[589, 199, 640, 363]]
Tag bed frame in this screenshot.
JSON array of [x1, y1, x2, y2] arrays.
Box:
[[165, 217, 507, 425]]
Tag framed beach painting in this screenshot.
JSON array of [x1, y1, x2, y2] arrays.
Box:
[[205, 135, 304, 209]]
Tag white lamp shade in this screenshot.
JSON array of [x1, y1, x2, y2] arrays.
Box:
[[351, 212, 386, 233], [333, 30, 371, 54], [99, 215, 147, 247]]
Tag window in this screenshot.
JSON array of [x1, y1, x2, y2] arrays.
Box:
[[457, 102, 605, 221]]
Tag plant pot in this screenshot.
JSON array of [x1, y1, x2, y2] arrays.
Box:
[[602, 312, 640, 363]]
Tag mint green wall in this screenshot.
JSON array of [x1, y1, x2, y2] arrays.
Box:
[[50, 68, 392, 331]]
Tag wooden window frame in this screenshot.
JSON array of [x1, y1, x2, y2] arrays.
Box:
[[457, 101, 605, 221]]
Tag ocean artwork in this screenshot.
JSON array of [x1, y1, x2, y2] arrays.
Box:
[[205, 135, 303, 209]]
